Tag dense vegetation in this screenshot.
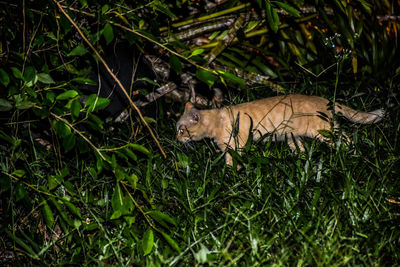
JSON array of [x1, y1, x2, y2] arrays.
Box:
[[1, 0, 399, 265]]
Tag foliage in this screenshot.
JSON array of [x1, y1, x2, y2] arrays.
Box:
[[0, 0, 399, 265]]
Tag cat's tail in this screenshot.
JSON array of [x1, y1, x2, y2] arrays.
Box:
[[334, 103, 385, 124]]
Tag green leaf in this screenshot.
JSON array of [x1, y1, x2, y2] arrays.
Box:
[[14, 95, 33, 109], [0, 99, 12, 111], [273, 1, 300, 17], [151, 2, 177, 18], [70, 77, 96, 85], [67, 44, 88, 57], [103, 23, 114, 45], [49, 197, 74, 227], [11, 67, 23, 80], [196, 69, 217, 87], [266, 1, 279, 33], [147, 210, 177, 228], [63, 134, 76, 152], [23, 66, 36, 82], [142, 228, 154, 256], [190, 49, 204, 57], [124, 148, 138, 162], [12, 169, 25, 178], [111, 183, 124, 212], [125, 173, 138, 190], [42, 199, 54, 228], [217, 70, 246, 86], [85, 94, 110, 112], [110, 210, 122, 220], [15, 182, 26, 201], [54, 120, 71, 138], [37, 73, 55, 84], [71, 100, 81, 119], [125, 216, 135, 227], [48, 175, 63, 190], [144, 116, 157, 124], [169, 54, 182, 74], [64, 200, 82, 218], [46, 91, 56, 103], [129, 144, 150, 155], [0, 68, 10, 87], [101, 4, 109, 14], [160, 231, 181, 252], [56, 90, 79, 100]]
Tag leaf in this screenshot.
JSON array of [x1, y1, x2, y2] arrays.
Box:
[[46, 92, 56, 103], [151, 1, 177, 18], [190, 49, 204, 57], [273, 1, 300, 17], [12, 169, 25, 178], [0, 68, 10, 87], [217, 70, 246, 86], [62, 134, 76, 152], [266, 1, 279, 33], [110, 210, 122, 220], [196, 69, 217, 87], [70, 100, 81, 119], [14, 95, 33, 109], [169, 54, 182, 75], [49, 197, 74, 227], [70, 77, 96, 85], [63, 200, 82, 218], [67, 44, 88, 57], [160, 231, 181, 252], [103, 23, 114, 45], [111, 183, 124, 213], [54, 121, 71, 138], [48, 175, 63, 190], [11, 67, 23, 80], [56, 90, 79, 100], [125, 173, 138, 190], [37, 73, 55, 84], [142, 228, 154, 256], [15, 182, 26, 201], [23, 66, 36, 83], [85, 94, 110, 112], [129, 144, 150, 155], [124, 148, 138, 162], [147, 210, 177, 228], [42, 199, 54, 228], [0, 99, 12, 111], [101, 4, 109, 14], [144, 116, 157, 124]]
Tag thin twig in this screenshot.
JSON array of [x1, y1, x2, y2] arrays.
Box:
[[53, 0, 166, 158]]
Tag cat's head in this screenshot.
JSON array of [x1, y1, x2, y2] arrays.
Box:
[[176, 102, 202, 142]]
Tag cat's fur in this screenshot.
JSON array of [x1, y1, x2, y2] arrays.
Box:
[[176, 94, 384, 165]]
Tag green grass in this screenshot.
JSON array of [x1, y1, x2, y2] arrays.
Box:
[[1, 87, 400, 265]]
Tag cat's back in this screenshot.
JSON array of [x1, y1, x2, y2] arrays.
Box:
[[228, 94, 328, 114]]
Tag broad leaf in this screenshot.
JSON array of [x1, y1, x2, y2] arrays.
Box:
[[142, 228, 154, 256]]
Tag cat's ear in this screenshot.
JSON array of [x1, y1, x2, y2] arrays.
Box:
[[192, 109, 200, 122], [184, 102, 195, 113]]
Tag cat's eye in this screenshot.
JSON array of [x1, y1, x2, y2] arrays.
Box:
[[178, 129, 184, 135]]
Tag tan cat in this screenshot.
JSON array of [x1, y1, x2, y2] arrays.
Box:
[[176, 94, 384, 166]]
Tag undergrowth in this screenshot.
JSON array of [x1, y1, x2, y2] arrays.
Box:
[[1, 0, 400, 265]]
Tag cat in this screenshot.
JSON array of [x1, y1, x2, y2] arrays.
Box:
[[176, 94, 384, 166]]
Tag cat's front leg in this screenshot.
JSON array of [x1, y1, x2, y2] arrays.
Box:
[[225, 152, 233, 166]]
